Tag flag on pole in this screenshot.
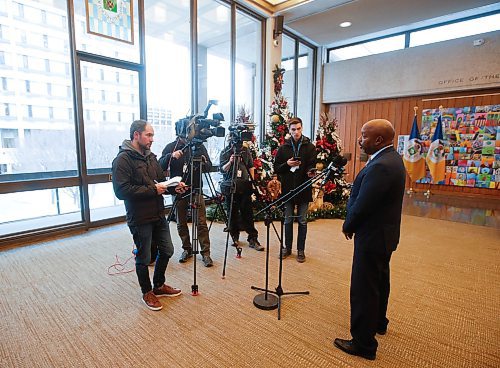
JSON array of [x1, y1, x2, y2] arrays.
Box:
[[403, 115, 426, 182], [426, 114, 446, 183]]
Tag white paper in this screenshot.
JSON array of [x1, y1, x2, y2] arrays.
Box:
[[157, 176, 182, 188]]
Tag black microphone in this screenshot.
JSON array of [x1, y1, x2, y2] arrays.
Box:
[[333, 155, 348, 167], [320, 162, 335, 187]]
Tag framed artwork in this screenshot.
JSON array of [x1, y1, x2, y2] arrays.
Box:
[[85, 0, 134, 44], [414, 104, 500, 189]]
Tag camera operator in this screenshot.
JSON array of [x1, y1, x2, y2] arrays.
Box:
[[159, 136, 214, 267], [274, 117, 316, 263], [219, 132, 263, 251]]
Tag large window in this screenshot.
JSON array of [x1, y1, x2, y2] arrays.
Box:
[[280, 33, 317, 138], [200, 0, 231, 164], [0, 0, 76, 177], [0, 0, 81, 237], [0, 188, 81, 236], [410, 13, 500, 47], [328, 12, 500, 62], [144, 0, 191, 156], [295, 43, 314, 138], [281, 34, 296, 115], [329, 35, 405, 62], [80, 61, 140, 171], [235, 10, 262, 139], [0, 0, 265, 243]]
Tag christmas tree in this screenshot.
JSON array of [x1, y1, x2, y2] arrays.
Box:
[[253, 65, 294, 199], [308, 112, 351, 219], [208, 66, 351, 221]]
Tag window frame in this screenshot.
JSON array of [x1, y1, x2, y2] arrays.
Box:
[[326, 10, 500, 63]]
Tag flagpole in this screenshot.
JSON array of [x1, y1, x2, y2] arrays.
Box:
[[425, 105, 444, 198], [407, 106, 419, 196]]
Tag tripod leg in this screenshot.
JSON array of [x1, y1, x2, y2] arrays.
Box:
[[190, 157, 206, 296], [222, 231, 230, 279], [202, 172, 229, 231]]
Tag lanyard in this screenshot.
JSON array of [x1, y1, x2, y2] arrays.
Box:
[[291, 136, 303, 158]]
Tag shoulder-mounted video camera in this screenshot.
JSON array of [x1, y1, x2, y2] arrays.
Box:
[[175, 100, 225, 143]]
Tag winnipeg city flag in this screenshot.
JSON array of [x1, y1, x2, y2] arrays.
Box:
[[403, 116, 426, 182], [426, 114, 446, 183]]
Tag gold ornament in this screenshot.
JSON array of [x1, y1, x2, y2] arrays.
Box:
[[271, 114, 280, 123]]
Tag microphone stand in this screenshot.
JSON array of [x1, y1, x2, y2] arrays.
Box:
[[251, 163, 336, 320]]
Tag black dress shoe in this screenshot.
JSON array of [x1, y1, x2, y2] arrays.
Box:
[[333, 338, 376, 360], [377, 328, 387, 335]]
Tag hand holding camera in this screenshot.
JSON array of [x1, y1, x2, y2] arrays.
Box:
[[172, 150, 183, 159]]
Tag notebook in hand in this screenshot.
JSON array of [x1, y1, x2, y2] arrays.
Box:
[[157, 176, 182, 188]]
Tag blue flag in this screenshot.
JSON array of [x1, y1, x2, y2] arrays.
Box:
[[403, 115, 426, 181], [426, 114, 446, 183]]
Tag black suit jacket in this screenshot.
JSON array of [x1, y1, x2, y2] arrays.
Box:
[[342, 146, 406, 255]]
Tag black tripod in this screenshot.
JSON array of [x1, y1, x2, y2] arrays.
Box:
[[167, 141, 215, 295], [220, 142, 281, 278], [220, 144, 246, 279], [251, 162, 336, 319]]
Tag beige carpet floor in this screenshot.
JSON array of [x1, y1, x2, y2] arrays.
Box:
[[0, 216, 499, 368]]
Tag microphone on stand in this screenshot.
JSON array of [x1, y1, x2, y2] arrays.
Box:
[[319, 155, 348, 187], [320, 162, 335, 187]]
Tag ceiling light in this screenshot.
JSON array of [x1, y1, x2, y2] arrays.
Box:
[[339, 21, 352, 28]]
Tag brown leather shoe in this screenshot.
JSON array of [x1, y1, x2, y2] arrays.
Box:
[[142, 291, 162, 311], [333, 338, 376, 360], [153, 284, 182, 298]]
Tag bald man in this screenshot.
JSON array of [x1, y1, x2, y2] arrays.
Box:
[[334, 119, 406, 360]]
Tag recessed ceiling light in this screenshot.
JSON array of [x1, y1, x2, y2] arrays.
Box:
[[339, 21, 352, 28]]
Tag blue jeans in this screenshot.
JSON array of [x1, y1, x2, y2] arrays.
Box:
[[283, 201, 308, 251], [129, 217, 174, 294]]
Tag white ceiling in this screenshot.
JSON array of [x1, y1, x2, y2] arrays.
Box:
[[245, 0, 500, 47]]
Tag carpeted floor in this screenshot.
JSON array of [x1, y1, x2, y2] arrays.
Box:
[[0, 215, 499, 367]]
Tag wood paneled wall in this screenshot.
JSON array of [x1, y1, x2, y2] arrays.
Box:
[[326, 88, 500, 199]]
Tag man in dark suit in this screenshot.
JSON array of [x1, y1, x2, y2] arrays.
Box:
[[334, 119, 406, 360]]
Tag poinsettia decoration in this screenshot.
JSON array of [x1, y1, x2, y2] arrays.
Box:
[[313, 112, 350, 201]]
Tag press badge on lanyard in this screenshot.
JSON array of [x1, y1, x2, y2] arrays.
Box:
[[237, 170, 242, 178]]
